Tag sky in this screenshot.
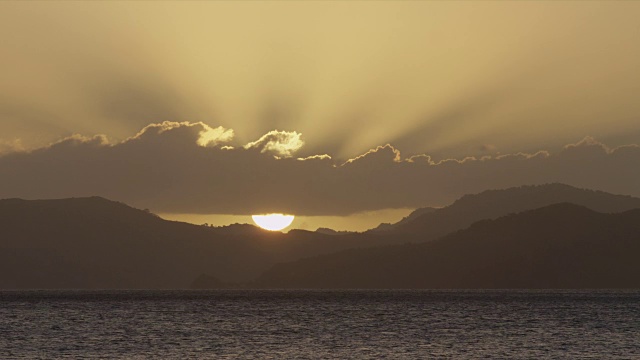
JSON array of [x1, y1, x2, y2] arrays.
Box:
[[1, 1, 639, 230]]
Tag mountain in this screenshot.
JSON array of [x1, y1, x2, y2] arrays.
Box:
[[2, 183, 639, 289], [366, 207, 438, 233], [0, 197, 395, 289], [315, 227, 353, 236], [255, 203, 640, 289], [384, 183, 640, 243], [312, 183, 638, 238]]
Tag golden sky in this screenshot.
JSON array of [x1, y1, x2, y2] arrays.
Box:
[[2, 2, 639, 157], [1, 2, 639, 229]]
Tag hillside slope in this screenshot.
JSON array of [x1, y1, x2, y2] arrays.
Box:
[[387, 183, 640, 243], [0, 197, 391, 288], [257, 203, 640, 289]]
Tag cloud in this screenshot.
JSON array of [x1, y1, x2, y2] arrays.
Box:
[[343, 144, 402, 165], [49, 134, 110, 148], [198, 125, 234, 147], [129, 121, 234, 148], [243, 130, 304, 157], [0, 138, 24, 154], [0, 123, 639, 216], [297, 154, 332, 161], [563, 136, 610, 153]]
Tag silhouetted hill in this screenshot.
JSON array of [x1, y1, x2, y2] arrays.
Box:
[[256, 203, 640, 289], [315, 228, 353, 236], [310, 184, 639, 240], [386, 183, 640, 243], [367, 207, 437, 233], [209, 223, 267, 236], [3, 184, 639, 289], [0, 197, 395, 289]]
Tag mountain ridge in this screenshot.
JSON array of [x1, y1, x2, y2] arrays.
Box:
[[255, 202, 640, 289], [2, 183, 639, 289], [388, 183, 640, 243]]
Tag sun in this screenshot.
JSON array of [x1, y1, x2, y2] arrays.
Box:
[[251, 214, 295, 231]]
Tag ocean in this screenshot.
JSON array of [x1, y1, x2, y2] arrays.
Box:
[[1, 290, 638, 359]]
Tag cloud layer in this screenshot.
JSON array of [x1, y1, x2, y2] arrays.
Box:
[[1, 122, 639, 216]]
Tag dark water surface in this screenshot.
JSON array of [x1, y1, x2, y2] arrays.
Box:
[[1, 290, 639, 359]]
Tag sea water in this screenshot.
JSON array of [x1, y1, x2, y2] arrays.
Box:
[[1, 290, 639, 359]]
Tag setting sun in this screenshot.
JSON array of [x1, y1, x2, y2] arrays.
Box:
[[252, 214, 295, 231]]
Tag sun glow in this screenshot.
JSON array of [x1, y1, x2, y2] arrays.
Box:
[[251, 214, 295, 231]]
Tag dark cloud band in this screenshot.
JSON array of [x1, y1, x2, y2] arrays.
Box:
[[0, 122, 638, 216]]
